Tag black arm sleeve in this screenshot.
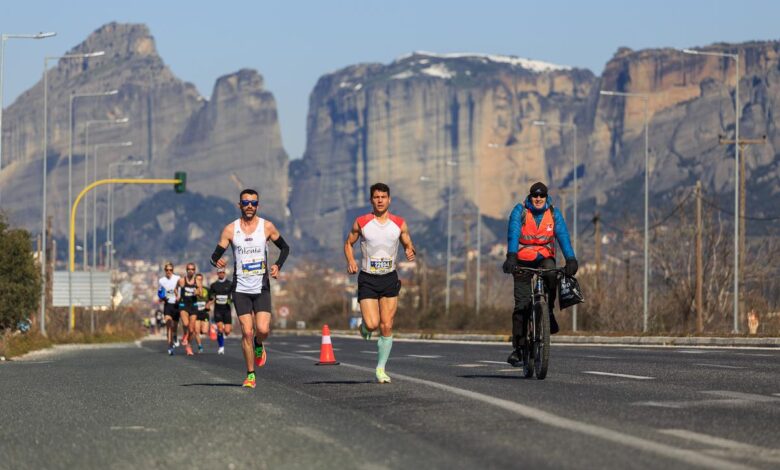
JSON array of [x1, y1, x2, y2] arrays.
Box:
[[271, 235, 290, 270], [210, 244, 226, 267]]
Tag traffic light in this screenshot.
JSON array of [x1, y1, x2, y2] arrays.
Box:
[[174, 171, 186, 193]]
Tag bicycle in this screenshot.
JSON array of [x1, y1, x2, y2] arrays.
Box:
[[513, 266, 564, 380]]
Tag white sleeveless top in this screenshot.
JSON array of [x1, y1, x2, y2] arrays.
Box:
[[357, 213, 404, 275], [158, 274, 180, 304], [231, 217, 267, 294]]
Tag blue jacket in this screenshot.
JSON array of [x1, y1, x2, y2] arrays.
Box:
[[506, 195, 576, 261]]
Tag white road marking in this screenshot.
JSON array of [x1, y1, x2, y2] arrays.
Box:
[[694, 363, 746, 369], [773, 393, 780, 397], [701, 390, 780, 403], [295, 350, 320, 354], [584, 355, 616, 359], [455, 364, 486, 368], [407, 355, 443, 359], [733, 353, 775, 357], [496, 368, 521, 372], [110, 426, 157, 432], [634, 399, 745, 409], [583, 371, 655, 380], [360, 350, 377, 354], [478, 360, 507, 364], [677, 350, 708, 354], [659, 429, 780, 464]]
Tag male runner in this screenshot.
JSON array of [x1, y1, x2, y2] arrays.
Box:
[[344, 182, 415, 384], [210, 189, 290, 388], [195, 273, 210, 338], [178, 263, 200, 355], [208, 266, 233, 355], [157, 262, 181, 356]]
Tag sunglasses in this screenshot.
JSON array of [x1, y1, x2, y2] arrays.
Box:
[[240, 200, 259, 207], [164, 268, 173, 272], [531, 193, 548, 199]]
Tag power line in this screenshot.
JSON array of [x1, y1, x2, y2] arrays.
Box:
[[700, 196, 780, 221]]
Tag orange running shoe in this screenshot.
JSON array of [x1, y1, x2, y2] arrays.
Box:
[[254, 344, 267, 367], [242, 374, 256, 388], [185, 345, 194, 356]]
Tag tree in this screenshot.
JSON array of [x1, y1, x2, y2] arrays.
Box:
[[0, 213, 41, 330]]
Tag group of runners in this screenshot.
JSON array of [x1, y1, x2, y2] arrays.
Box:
[[155, 180, 576, 389]]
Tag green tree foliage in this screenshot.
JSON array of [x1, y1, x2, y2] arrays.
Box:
[[0, 213, 40, 330]]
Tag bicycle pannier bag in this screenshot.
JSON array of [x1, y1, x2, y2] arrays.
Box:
[[558, 274, 584, 309]]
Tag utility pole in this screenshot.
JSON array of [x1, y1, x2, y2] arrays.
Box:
[[456, 213, 472, 307], [593, 212, 601, 293], [719, 135, 766, 328], [695, 180, 704, 333]]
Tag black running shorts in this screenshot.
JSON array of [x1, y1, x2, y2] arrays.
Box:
[[213, 308, 232, 324], [233, 291, 272, 316], [163, 303, 180, 322], [357, 270, 401, 301], [196, 310, 209, 322], [179, 300, 197, 316]]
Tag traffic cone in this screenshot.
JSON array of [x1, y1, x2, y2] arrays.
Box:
[[315, 324, 340, 365], [209, 323, 218, 341]]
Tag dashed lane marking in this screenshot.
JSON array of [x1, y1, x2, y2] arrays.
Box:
[[701, 390, 780, 403], [659, 429, 780, 464], [360, 351, 377, 354], [694, 363, 747, 369], [583, 371, 655, 380], [455, 364, 486, 368], [583, 355, 616, 359], [406, 355, 443, 359], [478, 360, 507, 364]]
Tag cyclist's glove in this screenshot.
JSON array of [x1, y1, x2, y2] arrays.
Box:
[[502, 252, 518, 274], [565, 258, 578, 277]]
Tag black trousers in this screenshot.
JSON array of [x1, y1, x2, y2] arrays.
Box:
[[512, 257, 557, 349]]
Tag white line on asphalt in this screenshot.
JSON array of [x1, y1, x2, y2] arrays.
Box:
[[701, 390, 780, 403], [407, 355, 443, 359], [455, 364, 486, 368], [478, 360, 507, 364], [659, 429, 780, 464], [733, 353, 775, 357], [677, 350, 708, 354], [773, 393, 780, 397], [694, 363, 747, 369], [295, 350, 320, 354], [496, 368, 520, 373], [583, 371, 655, 380], [361, 350, 377, 354], [633, 399, 745, 409], [110, 426, 157, 432], [583, 355, 616, 359], [321, 356, 753, 470]]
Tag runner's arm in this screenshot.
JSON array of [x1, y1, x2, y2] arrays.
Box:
[[344, 220, 361, 274], [400, 222, 416, 261], [210, 224, 233, 268], [265, 220, 289, 270]]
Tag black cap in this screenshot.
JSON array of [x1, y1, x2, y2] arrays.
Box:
[[529, 182, 548, 197]]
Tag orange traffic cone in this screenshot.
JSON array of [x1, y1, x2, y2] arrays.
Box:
[[209, 323, 218, 341], [315, 324, 340, 365]]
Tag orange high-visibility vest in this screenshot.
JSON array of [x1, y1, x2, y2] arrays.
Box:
[[517, 207, 555, 261]]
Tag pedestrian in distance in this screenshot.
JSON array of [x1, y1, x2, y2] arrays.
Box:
[[157, 262, 182, 356], [195, 273, 210, 339], [344, 182, 416, 384], [208, 266, 233, 355], [502, 182, 579, 367], [210, 189, 290, 388], [178, 262, 201, 355]]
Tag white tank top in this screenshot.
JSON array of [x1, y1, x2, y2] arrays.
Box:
[[232, 217, 267, 294], [158, 274, 180, 304], [358, 213, 404, 275]]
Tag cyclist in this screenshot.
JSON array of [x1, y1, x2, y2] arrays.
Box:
[[502, 182, 578, 367]]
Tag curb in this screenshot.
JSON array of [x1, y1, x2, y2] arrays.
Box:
[[273, 329, 780, 347]]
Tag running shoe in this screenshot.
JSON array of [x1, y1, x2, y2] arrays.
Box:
[[173, 340, 180, 348], [182, 337, 189, 346], [197, 344, 204, 354], [168, 347, 174, 356], [375, 368, 391, 384], [254, 344, 267, 367], [358, 322, 372, 341], [217, 346, 225, 355], [185, 345, 194, 356], [242, 374, 256, 388], [506, 349, 521, 367]]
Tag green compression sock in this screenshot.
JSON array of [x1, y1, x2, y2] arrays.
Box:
[[376, 335, 393, 369]]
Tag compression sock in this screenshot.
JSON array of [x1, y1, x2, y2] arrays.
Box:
[[217, 332, 224, 347], [376, 335, 393, 370], [254, 336, 263, 349]]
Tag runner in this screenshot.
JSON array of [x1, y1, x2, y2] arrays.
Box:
[[209, 189, 290, 388], [157, 262, 181, 356], [195, 273, 210, 343], [344, 182, 415, 384], [178, 262, 200, 355], [208, 266, 233, 355]]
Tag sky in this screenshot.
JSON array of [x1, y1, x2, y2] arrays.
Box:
[[3, 0, 779, 160]]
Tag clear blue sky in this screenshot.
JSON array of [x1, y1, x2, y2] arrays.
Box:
[[3, 0, 778, 159]]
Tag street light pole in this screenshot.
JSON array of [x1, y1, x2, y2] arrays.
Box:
[[82, 118, 129, 269], [91, 141, 132, 273], [682, 48, 740, 333], [107, 160, 143, 271], [532, 120, 580, 331], [41, 50, 104, 336], [0, 31, 55, 205], [600, 90, 650, 332], [445, 160, 457, 316]]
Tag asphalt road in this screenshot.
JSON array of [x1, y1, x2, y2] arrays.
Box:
[[1, 334, 778, 469]]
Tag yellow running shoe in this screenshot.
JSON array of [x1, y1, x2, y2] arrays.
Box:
[[242, 373, 256, 388], [376, 368, 391, 384]]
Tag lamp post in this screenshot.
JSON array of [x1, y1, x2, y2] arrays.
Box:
[[0, 31, 55, 205], [682, 48, 741, 333], [82, 117, 129, 268], [444, 160, 457, 315], [69, 90, 118, 244], [532, 119, 579, 331], [41, 50, 104, 336], [599, 89, 650, 332], [90, 141, 132, 273], [107, 159, 144, 271]]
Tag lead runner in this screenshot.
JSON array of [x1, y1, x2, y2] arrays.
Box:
[[209, 189, 290, 388], [344, 182, 415, 383]]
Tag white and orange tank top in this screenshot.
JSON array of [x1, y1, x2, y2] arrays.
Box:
[[357, 213, 404, 275], [231, 217, 267, 293]]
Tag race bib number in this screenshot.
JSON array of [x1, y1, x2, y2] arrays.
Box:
[[215, 294, 229, 305], [184, 286, 196, 297], [165, 289, 176, 301], [369, 257, 393, 274], [196, 301, 206, 311], [241, 259, 266, 276]]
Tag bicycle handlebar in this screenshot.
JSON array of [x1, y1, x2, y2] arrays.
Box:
[[513, 266, 565, 275]]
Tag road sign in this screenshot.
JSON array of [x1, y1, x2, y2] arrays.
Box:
[[278, 306, 290, 318]]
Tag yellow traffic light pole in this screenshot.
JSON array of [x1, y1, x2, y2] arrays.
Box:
[[68, 177, 182, 329]]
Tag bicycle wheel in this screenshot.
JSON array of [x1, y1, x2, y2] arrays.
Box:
[[533, 298, 550, 380], [522, 311, 534, 378]]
